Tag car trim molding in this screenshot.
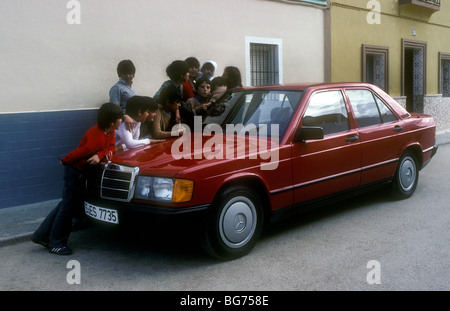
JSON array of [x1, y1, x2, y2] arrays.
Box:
[[270, 158, 399, 195], [270, 168, 361, 195], [361, 158, 399, 172]]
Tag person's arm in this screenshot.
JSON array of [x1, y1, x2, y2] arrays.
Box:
[[118, 126, 150, 150], [152, 110, 173, 139], [95, 131, 116, 161], [122, 114, 135, 132], [109, 85, 120, 106]]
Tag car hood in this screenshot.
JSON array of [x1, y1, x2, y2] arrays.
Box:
[[111, 134, 279, 178]]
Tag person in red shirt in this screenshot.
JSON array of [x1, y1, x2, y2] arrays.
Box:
[[32, 103, 123, 255]]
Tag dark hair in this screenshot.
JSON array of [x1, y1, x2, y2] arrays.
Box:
[[166, 60, 189, 82], [211, 76, 227, 91], [117, 60, 136, 77], [223, 66, 242, 89], [201, 62, 215, 72], [185, 57, 200, 69], [160, 85, 182, 107], [97, 103, 123, 130], [195, 76, 211, 91], [125, 96, 157, 117]]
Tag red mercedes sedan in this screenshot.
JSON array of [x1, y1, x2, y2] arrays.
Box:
[[84, 83, 438, 259]]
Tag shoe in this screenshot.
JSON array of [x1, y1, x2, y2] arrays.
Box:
[[48, 246, 73, 255], [31, 236, 49, 248]]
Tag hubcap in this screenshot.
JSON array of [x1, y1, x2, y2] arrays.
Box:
[[219, 196, 257, 249], [399, 156, 416, 192]]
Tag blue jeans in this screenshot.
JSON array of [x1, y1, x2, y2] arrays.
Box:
[[33, 165, 84, 248]]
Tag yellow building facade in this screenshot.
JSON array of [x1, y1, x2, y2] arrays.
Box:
[[329, 0, 450, 131]]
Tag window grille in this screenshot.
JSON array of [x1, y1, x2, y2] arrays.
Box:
[[250, 43, 280, 86], [442, 59, 450, 97]]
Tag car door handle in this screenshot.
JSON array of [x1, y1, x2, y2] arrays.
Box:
[[345, 135, 359, 143], [394, 125, 404, 132]]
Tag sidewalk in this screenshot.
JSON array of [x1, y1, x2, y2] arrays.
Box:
[[1, 132, 450, 247]]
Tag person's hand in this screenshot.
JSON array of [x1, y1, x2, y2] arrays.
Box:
[[175, 110, 181, 124], [172, 124, 186, 137], [123, 114, 134, 132], [86, 154, 100, 165], [115, 145, 124, 153]]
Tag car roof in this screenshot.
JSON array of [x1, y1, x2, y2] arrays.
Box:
[[236, 82, 376, 92]]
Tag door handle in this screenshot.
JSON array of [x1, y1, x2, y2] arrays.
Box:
[[345, 135, 359, 143], [394, 125, 404, 132]]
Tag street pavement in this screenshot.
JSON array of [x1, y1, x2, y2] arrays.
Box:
[[1, 131, 450, 247]]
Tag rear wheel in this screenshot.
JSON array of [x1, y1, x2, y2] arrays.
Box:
[[391, 151, 419, 199], [202, 186, 264, 260]]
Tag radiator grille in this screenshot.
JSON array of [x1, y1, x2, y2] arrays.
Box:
[[101, 163, 139, 202]]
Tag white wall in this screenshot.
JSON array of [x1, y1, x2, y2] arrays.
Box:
[[0, 0, 325, 113]]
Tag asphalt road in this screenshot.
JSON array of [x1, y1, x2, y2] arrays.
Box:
[[1, 145, 449, 292]]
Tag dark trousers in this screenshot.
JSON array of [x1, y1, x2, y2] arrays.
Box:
[[33, 164, 84, 248]]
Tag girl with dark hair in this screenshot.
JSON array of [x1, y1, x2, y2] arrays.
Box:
[[222, 66, 243, 90]]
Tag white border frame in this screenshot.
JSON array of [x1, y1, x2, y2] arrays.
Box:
[[245, 36, 283, 87]]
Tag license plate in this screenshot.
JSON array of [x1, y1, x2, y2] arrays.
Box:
[[84, 202, 119, 224]]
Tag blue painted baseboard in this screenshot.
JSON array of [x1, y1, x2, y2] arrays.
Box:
[[0, 109, 98, 209]]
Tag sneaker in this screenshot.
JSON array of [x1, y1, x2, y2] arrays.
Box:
[[48, 246, 73, 255], [31, 236, 49, 248]]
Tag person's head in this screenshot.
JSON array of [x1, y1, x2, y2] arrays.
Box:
[[97, 103, 124, 131], [160, 85, 182, 113], [125, 96, 157, 123], [166, 60, 189, 83], [185, 57, 200, 79], [222, 66, 242, 89], [117, 60, 136, 86], [201, 61, 217, 80], [195, 76, 211, 99], [211, 76, 227, 92]]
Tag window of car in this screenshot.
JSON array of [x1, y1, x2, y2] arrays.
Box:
[[374, 95, 398, 123], [204, 91, 244, 126], [302, 90, 350, 136], [346, 89, 397, 128], [228, 90, 303, 139]]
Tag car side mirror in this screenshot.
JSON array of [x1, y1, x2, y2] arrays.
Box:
[[294, 126, 324, 142]]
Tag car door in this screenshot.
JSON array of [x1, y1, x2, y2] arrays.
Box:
[[345, 88, 404, 185], [292, 89, 362, 204]]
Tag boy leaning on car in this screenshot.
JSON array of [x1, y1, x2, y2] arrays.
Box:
[[31, 103, 123, 255]]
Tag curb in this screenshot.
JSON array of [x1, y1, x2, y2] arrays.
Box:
[[0, 232, 33, 248]]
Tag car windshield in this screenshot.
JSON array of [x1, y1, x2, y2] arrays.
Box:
[[204, 90, 303, 140]]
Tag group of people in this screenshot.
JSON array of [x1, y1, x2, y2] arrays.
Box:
[[31, 57, 243, 255], [110, 58, 243, 151]]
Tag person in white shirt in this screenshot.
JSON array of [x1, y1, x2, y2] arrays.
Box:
[[115, 96, 163, 152]]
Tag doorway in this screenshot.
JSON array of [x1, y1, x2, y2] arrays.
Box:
[[402, 40, 427, 113]]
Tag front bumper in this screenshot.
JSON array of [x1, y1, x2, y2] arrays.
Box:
[[84, 197, 210, 224]]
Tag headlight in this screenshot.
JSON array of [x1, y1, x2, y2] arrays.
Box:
[[134, 177, 194, 203]]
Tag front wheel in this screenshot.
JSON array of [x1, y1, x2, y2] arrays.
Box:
[[201, 186, 264, 260], [390, 151, 419, 199]]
